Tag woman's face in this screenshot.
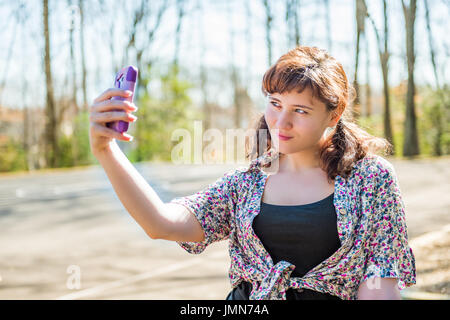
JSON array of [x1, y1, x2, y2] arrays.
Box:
[[264, 87, 337, 154]]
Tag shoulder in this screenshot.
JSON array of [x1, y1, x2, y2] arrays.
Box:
[[222, 165, 251, 180], [348, 154, 403, 207], [352, 153, 397, 183], [220, 164, 266, 196], [218, 165, 255, 188]]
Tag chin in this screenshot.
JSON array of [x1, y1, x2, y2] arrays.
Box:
[[276, 146, 296, 155], [277, 144, 312, 155]]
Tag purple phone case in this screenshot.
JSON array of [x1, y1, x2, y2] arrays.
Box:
[[106, 65, 138, 133]]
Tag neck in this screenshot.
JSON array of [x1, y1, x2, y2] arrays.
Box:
[[280, 149, 321, 173], [278, 135, 327, 173]]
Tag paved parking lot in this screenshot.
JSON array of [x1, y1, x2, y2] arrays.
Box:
[[0, 156, 449, 299]]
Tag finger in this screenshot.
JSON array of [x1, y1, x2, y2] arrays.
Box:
[[93, 88, 132, 104], [92, 122, 133, 141], [90, 111, 137, 124], [91, 99, 137, 113]]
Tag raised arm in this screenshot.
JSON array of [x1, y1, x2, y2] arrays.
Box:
[[94, 142, 205, 241], [89, 88, 205, 241]]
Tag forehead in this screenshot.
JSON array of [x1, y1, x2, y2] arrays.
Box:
[[268, 87, 324, 108]]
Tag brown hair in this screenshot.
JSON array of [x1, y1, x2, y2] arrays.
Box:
[[245, 46, 392, 182]]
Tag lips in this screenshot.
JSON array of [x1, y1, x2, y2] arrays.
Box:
[[278, 133, 293, 140]]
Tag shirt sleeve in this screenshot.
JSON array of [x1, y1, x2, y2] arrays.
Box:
[[168, 168, 238, 254], [362, 158, 417, 290]]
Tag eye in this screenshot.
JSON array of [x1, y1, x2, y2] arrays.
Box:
[[270, 101, 280, 108], [270, 101, 308, 115], [295, 109, 308, 115]]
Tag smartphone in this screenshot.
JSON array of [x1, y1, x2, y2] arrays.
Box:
[[106, 65, 138, 133]]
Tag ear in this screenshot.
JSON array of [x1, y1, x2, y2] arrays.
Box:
[[328, 112, 341, 128]]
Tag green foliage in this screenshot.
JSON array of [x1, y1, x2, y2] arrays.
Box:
[[358, 113, 383, 138], [56, 111, 95, 168], [0, 137, 27, 172], [418, 86, 450, 156], [389, 87, 408, 157], [71, 110, 95, 166], [57, 133, 74, 167], [127, 63, 199, 163], [357, 84, 450, 158], [1, 67, 449, 173]]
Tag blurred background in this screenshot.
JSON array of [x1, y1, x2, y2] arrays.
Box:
[[0, 0, 449, 300]]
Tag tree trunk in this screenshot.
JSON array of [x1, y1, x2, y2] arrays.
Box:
[[17, 3, 33, 171], [286, 0, 292, 47], [68, 0, 79, 165], [133, 0, 168, 161], [245, 0, 252, 87], [286, 0, 301, 47], [244, 0, 253, 125], [127, 0, 147, 99], [107, 0, 120, 75], [402, 0, 420, 157], [366, 0, 395, 155], [78, 0, 88, 112], [353, 0, 366, 121], [423, 0, 440, 90], [174, 0, 186, 70], [68, 0, 77, 110], [263, 0, 273, 66], [227, 0, 241, 129], [381, 52, 394, 154], [323, 0, 332, 51], [424, 0, 443, 156], [43, 0, 58, 167], [381, 0, 394, 154], [197, 0, 211, 130], [0, 13, 18, 106], [127, 0, 166, 98], [353, 28, 361, 120], [294, 0, 301, 46], [364, 32, 371, 117]]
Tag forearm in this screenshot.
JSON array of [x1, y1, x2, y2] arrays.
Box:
[[357, 278, 402, 300], [94, 140, 170, 239]]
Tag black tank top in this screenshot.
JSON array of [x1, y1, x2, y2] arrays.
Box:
[[226, 192, 342, 300]]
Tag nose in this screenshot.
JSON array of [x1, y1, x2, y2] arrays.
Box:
[[275, 111, 293, 130]]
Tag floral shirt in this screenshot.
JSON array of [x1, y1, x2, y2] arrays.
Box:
[[168, 149, 416, 300]]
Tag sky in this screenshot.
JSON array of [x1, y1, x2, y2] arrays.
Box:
[[0, 0, 449, 111]]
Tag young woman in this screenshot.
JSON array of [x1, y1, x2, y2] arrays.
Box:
[[88, 46, 416, 300]]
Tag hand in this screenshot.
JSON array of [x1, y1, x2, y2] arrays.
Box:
[[89, 88, 138, 156]]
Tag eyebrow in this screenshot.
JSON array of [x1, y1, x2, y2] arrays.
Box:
[[268, 97, 314, 110]]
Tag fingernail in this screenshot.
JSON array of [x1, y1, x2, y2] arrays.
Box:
[[125, 90, 132, 96]]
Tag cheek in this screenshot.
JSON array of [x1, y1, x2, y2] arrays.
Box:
[[264, 108, 276, 126], [299, 121, 326, 140], [264, 109, 321, 134], [298, 119, 319, 131]]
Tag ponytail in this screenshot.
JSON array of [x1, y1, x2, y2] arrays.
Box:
[[246, 115, 393, 183]]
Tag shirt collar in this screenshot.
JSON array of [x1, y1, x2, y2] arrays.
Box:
[[248, 147, 280, 172]]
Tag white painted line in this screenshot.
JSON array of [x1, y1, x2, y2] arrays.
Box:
[[410, 224, 450, 248], [15, 188, 25, 198], [56, 251, 225, 300], [401, 290, 450, 300], [15, 181, 110, 199], [57, 225, 450, 301], [404, 224, 450, 300]]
